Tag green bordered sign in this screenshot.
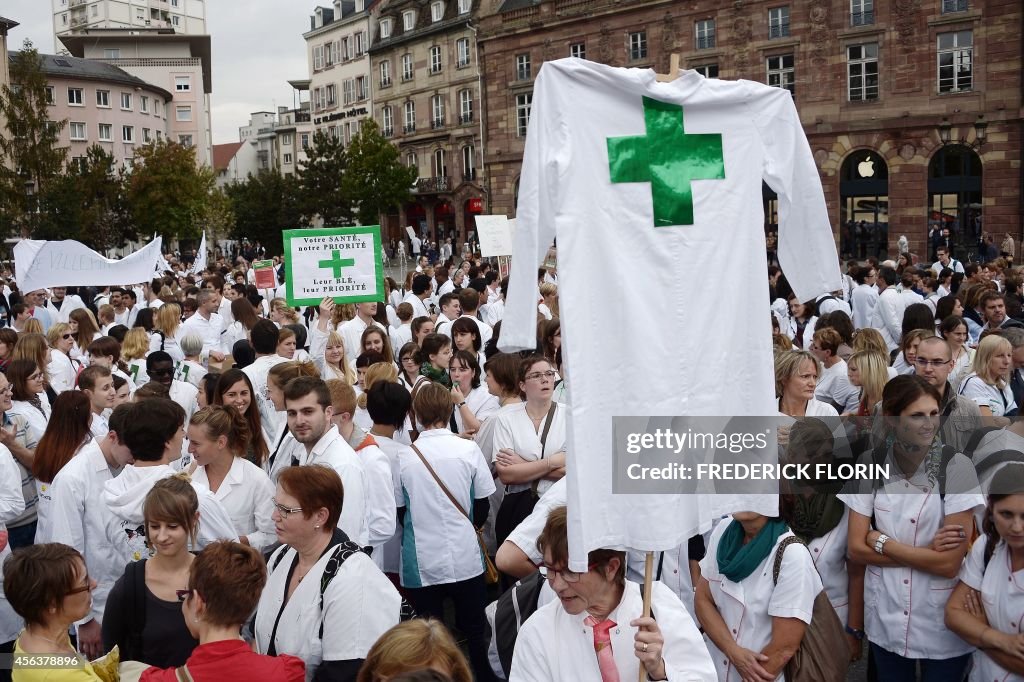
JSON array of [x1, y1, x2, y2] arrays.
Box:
[[283, 226, 383, 306]]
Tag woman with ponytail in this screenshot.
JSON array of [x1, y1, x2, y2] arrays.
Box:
[[187, 406, 276, 551], [946, 463, 1024, 681]]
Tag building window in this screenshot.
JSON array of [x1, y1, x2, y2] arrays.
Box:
[[69, 122, 86, 141], [431, 1, 444, 22], [851, 0, 874, 26], [457, 38, 470, 67], [431, 95, 446, 128], [570, 42, 586, 59], [324, 42, 335, 67], [695, 64, 719, 78], [768, 7, 790, 38], [68, 87, 83, 106], [380, 60, 392, 87], [141, 96, 149, 113], [172, 0, 179, 6], [462, 145, 475, 180], [301, 133, 310, 149], [314, 45, 324, 70], [176, 105, 192, 121], [402, 53, 414, 80], [380, 19, 391, 39], [515, 92, 532, 137], [458, 0, 471, 14], [767, 54, 795, 95], [382, 106, 394, 136], [179, 135, 193, 147], [407, 152, 417, 169], [96, 90, 111, 107], [430, 46, 442, 73], [433, 149, 447, 178], [143, 128, 151, 143], [403, 10, 416, 30], [847, 43, 879, 101], [281, 134, 292, 146], [122, 125, 134, 143], [284, 153, 293, 164], [121, 93, 132, 110], [98, 123, 112, 141], [695, 20, 715, 50], [356, 32, 366, 56], [938, 31, 973, 93], [330, 83, 340, 106], [171, 15, 180, 27], [175, 76, 191, 92], [942, 0, 968, 12], [155, 130, 162, 141], [459, 89, 473, 123], [104, 48, 120, 58], [516, 53, 531, 80], [356, 76, 368, 101], [404, 101, 416, 133], [135, 8, 144, 20], [628, 31, 648, 61]]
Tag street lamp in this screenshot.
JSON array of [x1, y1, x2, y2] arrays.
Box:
[[938, 115, 988, 150]]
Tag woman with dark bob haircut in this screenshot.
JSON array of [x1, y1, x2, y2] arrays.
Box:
[[139, 541, 305, 681], [4, 543, 99, 676]]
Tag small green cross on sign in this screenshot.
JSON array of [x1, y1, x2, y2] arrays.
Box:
[[318, 250, 356, 278], [607, 96, 726, 227]]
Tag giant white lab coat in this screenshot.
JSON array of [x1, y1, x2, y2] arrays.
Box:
[[510, 580, 716, 682], [192, 457, 276, 551]]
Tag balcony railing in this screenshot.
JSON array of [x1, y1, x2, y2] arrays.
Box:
[[459, 112, 473, 124], [851, 11, 874, 25], [463, 170, 477, 181], [431, 118, 446, 129], [383, 126, 394, 138], [417, 176, 451, 193], [403, 123, 416, 134]]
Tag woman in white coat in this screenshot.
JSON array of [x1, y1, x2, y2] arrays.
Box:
[[511, 506, 716, 682], [840, 375, 984, 681], [186, 405, 276, 551], [45, 323, 80, 394], [695, 509, 823, 682], [946, 463, 1024, 681], [0, 440, 26, 658], [776, 350, 839, 419], [450, 349, 498, 436]]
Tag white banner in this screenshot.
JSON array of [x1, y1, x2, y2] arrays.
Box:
[[192, 232, 207, 275], [474, 215, 514, 257], [15, 237, 164, 293]]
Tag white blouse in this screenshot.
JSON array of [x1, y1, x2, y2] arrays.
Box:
[[191, 457, 276, 551], [960, 535, 1024, 682]]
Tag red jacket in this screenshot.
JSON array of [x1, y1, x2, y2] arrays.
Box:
[[140, 639, 305, 682]]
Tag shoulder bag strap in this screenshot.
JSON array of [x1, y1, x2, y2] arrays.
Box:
[[531, 403, 558, 496], [772, 536, 805, 586], [410, 443, 470, 519], [175, 664, 194, 682]]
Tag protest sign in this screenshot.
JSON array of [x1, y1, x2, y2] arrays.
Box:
[[15, 237, 164, 293], [283, 226, 383, 306], [253, 259, 276, 289], [474, 215, 513, 257]]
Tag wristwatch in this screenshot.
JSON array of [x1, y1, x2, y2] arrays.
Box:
[[457, 401, 467, 408], [874, 533, 890, 555], [845, 625, 865, 641]]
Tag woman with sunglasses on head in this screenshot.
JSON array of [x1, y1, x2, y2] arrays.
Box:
[[102, 474, 200, 668], [492, 355, 566, 547], [45, 323, 80, 394]]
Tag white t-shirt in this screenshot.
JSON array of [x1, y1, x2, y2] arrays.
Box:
[[958, 372, 1017, 417]]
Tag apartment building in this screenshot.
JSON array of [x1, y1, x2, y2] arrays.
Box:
[[52, 0, 206, 42]]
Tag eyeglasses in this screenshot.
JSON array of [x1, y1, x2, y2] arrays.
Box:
[[525, 371, 557, 382], [66, 576, 93, 596], [28, 373, 43, 381], [914, 358, 951, 368], [401, 356, 417, 363], [538, 563, 595, 584], [272, 498, 303, 517], [61, 334, 74, 340], [175, 589, 191, 602]]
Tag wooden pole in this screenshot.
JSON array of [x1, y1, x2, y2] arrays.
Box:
[[639, 550, 654, 682], [655, 53, 681, 83]]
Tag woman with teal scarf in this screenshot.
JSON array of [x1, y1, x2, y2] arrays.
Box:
[[418, 333, 453, 389], [695, 508, 823, 681]]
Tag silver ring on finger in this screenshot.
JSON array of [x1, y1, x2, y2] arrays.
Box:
[[642, 643, 649, 653]]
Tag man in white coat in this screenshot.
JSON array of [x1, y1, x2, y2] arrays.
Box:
[[42, 404, 135, 659], [284, 377, 367, 545], [870, 266, 905, 352], [44, 287, 87, 324]]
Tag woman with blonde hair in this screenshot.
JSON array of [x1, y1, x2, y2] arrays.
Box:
[[21, 318, 43, 335], [122, 326, 152, 385], [311, 298, 357, 382], [538, 282, 559, 320], [150, 303, 184, 362], [846, 350, 890, 416], [851, 327, 889, 356], [12, 332, 52, 391], [958, 333, 1016, 422], [775, 349, 837, 418], [269, 298, 299, 327], [354, 362, 399, 430], [45, 323, 80, 394], [68, 307, 102, 365], [357, 619, 472, 682]]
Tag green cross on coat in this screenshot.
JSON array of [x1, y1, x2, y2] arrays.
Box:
[[607, 96, 726, 227], [318, 250, 355, 278]]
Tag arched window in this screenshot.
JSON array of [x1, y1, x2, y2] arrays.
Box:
[[928, 145, 982, 255]]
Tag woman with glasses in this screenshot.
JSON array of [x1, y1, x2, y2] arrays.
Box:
[[4, 544, 101, 681], [45, 323, 80, 394], [140, 541, 305, 681], [839, 375, 984, 682], [102, 474, 200, 667], [397, 343, 426, 393], [254, 465, 402, 681], [492, 356, 566, 547], [513, 506, 715, 681], [450, 350, 498, 437]]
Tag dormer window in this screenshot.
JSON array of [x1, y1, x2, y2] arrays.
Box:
[[431, 2, 445, 22], [458, 0, 471, 13], [380, 18, 392, 39], [403, 10, 416, 30]]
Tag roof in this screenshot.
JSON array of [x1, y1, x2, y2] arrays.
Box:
[[9, 50, 174, 100], [497, 0, 540, 12], [212, 142, 244, 171], [0, 16, 19, 33]]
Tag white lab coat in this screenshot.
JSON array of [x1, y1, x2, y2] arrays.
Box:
[[254, 536, 402, 680], [491, 402, 567, 496], [960, 536, 1024, 682], [0, 444, 27, 643], [192, 457, 276, 551], [807, 507, 852, 625], [510, 580, 717, 682], [871, 287, 906, 352], [838, 449, 984, 659], [699, 524, 823, 682], [372, 434, 412, 574], [352, 439, 397, 558], [47, 348, 80, 394], [454, 385, 500, 435], [851, 284, 879, 329], [295, 428, 368, 545]]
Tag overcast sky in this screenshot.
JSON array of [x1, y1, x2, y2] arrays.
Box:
[[4, 0, 313, 144]]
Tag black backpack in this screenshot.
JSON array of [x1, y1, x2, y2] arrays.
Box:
[[268, 541, 415, 638], [494, 570, 545, 677], [814, 295, 837, 317]]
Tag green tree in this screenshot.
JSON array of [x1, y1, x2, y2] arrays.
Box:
[[341, 119, 418, 227], [226, 171, 303, 255], [0, 41, 68, 236], [73, 145, 131, 250], [126, 139, 214, 241], [198, 186, 236, 250], [296, 130, 352, 226]]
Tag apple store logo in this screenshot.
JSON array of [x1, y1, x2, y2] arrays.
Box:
[[857, 155, 876, 178]]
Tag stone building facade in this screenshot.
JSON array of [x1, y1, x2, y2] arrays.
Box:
[[478, 0, 1023, 261]]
